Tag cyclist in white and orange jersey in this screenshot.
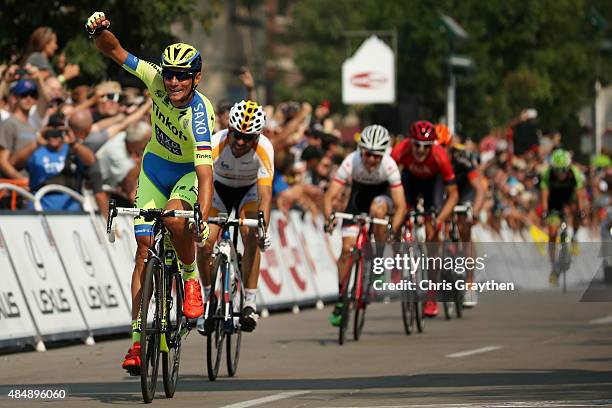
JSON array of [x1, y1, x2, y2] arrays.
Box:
[[196, 100, 272, 333]]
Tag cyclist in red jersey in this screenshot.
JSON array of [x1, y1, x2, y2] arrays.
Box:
[[391, 120, 458, 317]]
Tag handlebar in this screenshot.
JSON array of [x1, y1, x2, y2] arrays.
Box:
[[106, 200, 213, 244], [325, 210, 389, 233]]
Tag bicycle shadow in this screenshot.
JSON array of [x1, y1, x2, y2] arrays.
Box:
[[2, 368, 611, 405]]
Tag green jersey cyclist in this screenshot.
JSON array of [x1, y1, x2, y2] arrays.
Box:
[[86, 12, 215, 374], [540, 149, 587, 285]]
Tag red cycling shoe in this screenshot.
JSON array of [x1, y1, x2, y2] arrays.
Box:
[[122, 343, 141, 376], [183, 279, 204, 319], [423, 300, 439, 317]]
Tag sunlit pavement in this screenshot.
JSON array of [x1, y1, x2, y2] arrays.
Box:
[[1, 288, 612, 407]]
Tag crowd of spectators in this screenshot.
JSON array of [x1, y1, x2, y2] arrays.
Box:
[[0, 26, 152, 213], [1, 26, 611, 241]]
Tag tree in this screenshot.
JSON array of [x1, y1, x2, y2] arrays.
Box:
[[282, 0, 612, 140]]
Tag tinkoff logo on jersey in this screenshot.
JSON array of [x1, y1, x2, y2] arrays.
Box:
[[153, 101, 187, 141], [155, 125, 182, 155]]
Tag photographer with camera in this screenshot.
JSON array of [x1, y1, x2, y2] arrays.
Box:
[[11, 112, 95, 210]]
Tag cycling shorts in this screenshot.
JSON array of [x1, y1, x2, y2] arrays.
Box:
[[211, 180, 258, 216], [134, 153, 198, 238], [341, 194, 393, 238]]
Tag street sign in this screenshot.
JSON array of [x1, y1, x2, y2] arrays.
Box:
[[342, 35, 395, 104]]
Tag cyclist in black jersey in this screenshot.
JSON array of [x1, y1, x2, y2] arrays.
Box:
[[540, 149, 587, 285], [437, 124, 485, 306]]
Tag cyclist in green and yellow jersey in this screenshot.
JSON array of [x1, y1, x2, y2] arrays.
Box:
[[86, 11, 215, 374]]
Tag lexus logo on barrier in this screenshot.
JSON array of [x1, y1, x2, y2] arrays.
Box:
[[24, 232, 47, 281], [350, 72, 388, 89]]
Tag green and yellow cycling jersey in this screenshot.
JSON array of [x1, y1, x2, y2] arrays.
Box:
[[122, 52, 214, 167], [122, 52, 215, 237]]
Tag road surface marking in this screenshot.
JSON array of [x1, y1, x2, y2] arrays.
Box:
[[589, 314, 612, 325], [219, 391, 311, 408], [318, 399, 612, 407], [446, 345, 502, 358]]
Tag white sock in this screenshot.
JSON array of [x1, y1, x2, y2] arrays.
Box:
[[245, 289, 257, 310]]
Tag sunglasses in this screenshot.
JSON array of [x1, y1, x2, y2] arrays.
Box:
[[414, 141, 434, 150], [162, 70, 195, 81], [552, 167, 570, 173], [101, 93, 121, 102], [231, 130, 257, 142], [363, 150, 383, 159], [20, 91, 38, 99]]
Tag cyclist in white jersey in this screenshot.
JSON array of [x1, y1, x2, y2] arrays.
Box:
[[324, 125, 407, 326], [197, 100, 272, 333]]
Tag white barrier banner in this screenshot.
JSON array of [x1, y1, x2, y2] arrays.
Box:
[[0, 229, 37, 344], [45, 215, 131, 331], [289, 211, 338, 300], [279, 211, 319, 302], [0, 216, 87, 339], [104, 215, 137, 308], [257, 212, 299, 308]]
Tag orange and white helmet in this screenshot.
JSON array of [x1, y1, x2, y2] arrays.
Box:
[[435, 123, 452, 147]]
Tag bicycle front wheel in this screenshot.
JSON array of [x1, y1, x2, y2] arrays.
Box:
[[226, 263, 243, 377], [162, 268, 183, 398], [207, 255, 226, 381], [140, 256, 162, 403], [339, 254, 357, 345], [353, 256, 367, 341]]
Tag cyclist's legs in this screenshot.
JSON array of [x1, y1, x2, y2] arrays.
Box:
[[239, 201, 260, 291], [546, 202, 564, 265], [163, 172, 199, 266], [132, 170, 170, 321], [196, 186, 227, 288], [369, 195, 391, 244], [196, 222, 221, 288], [456, 212, 475, 285], [338, 235, 357, 293]]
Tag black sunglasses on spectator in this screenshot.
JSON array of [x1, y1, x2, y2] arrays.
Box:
[[162, 70, 195, 81], [21, 91, 38, 99], [231, 130, 257, 142], [101, 93, 121, 102]]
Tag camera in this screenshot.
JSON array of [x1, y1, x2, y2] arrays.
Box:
[[16, 67, 29, 77]]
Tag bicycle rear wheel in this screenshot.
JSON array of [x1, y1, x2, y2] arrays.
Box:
[[226, 263, 243, 377], [401, 298, 415, 335], [207, 255, 226, 381], [443, 288, 455, 320], [140, 256, 162, 403], [162, 267, 183, 398]]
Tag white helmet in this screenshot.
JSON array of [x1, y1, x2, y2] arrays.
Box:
[[229, 100, 266, 135], [359, 124, 390, 154]]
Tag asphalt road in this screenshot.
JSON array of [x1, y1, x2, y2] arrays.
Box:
[[1, 287, 612, 407]]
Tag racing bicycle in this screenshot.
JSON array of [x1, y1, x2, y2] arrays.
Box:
[[400, 202, 432, 335], [326, 211, 390, 345], [441, 203, 472, 319], [106, 200, 202, 403], [203, 211, 266, 381]]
